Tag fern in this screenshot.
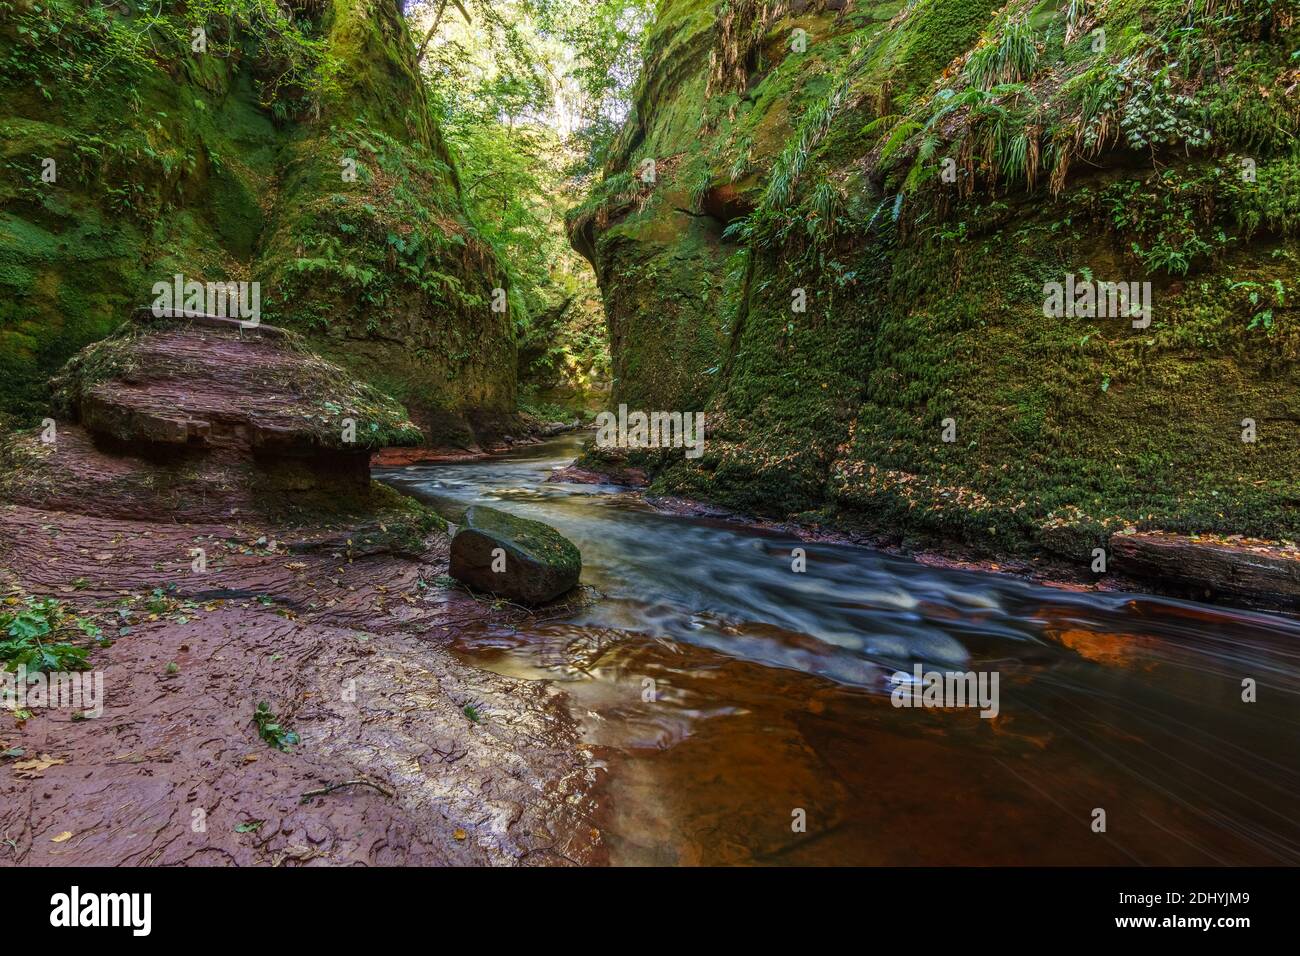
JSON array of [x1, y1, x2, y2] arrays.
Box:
[[861, 113, 903, 140], [966, 18, 1039, 90], [807, 179, 844, 243], [879, 120, 924, 164]]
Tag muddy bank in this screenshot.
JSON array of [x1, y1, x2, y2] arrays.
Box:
[[0, 510, 603, 866], [0, 316, 605, 866]]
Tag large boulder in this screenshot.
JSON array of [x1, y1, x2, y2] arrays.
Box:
[[450, 506, 581, 605], [0, 312, 429, 524], [52, 310, 424, 457]]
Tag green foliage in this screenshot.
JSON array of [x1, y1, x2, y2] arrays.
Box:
[[271, 120, 491, 322], [763, 75, 854, 214], [730, 72, 860, 253], [253, 701, 299, 750], [857, 0, 1288, 218], [517, 391, 577, 421], [414, 0, 611, 382], [1232, 278, 1288, 333], [807, 179, 846, 245], [419, 1, 569, 330], [1092, 166, 1232, 275], [574, 0, 1300, 561], [1229, 155, 1300, 237], [0, 597, 95, 673], [441, 119, 566, 332], [530, 0, 655, 174], [0, 0, 338, 114], [965, 16, 1039, 89], [517, 288, 610, 402], [1114, 60, 1210, 152]]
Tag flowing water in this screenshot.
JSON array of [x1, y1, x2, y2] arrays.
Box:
[[378, 434, 1300, 866]]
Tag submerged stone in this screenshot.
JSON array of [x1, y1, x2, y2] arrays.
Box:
[[450, 505, 582, 605]]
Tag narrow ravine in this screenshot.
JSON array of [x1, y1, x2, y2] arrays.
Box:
[[378, 435, 1300, 865]]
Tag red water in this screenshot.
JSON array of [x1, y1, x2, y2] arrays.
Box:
[[380, 437, 1300, 865]]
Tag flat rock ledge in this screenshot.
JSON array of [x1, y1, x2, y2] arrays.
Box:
[[1110, 532, 1300, 610], [3, 313, 424, 522]]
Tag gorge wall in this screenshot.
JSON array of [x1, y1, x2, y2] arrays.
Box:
[[569, 0, 1300, 558], [0, 0, 516, 446]]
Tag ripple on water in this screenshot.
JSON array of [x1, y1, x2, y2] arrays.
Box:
[[381, 436, 1300, 865]]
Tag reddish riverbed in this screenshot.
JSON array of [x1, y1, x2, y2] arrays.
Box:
[[379, 434, 1300, 866]]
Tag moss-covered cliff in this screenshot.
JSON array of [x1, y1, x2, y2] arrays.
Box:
[[0, 0, 516, 445], [570, 0, 1300, 558]]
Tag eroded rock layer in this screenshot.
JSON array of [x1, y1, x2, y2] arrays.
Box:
[[0, 317, 603, 865]]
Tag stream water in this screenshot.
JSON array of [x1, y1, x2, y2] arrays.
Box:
[[377, 434, 1300, 866]]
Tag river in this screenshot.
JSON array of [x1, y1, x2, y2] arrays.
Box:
[[377, 434, 1300, 866]]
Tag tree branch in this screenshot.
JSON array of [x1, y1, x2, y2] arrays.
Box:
[[415, 0, 473, 65]]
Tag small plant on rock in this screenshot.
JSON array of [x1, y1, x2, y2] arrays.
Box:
[[0, 597, 95, 673], [253, 702, 300, 751]]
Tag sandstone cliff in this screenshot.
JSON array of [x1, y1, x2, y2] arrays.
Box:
[[570, 0, 1300, 558], [1, 0, 517, 446]]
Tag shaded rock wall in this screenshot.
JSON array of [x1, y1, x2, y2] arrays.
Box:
[[0, 0, 516, 446], [570, 0, 1300, 557]]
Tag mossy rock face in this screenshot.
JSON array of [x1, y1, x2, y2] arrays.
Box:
[[450, 505, 582, 605], [0, 0, 516, 447], [571, 0, 1300, 556]]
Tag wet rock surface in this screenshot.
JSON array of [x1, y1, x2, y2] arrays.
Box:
[[53, 312, 423, 452], [0, 317, 604, 866], [1110, 532, 1300, 610], [450, 505, 582, 605]]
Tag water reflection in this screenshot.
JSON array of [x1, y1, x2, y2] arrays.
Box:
[[378, 436, 1300, 865]]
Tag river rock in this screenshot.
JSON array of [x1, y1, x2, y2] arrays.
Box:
[[450, 505, 581, 604], [1109, 531, 1300, 609], [1, 311, 426, 524]]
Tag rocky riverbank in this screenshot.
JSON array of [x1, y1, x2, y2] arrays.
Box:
[[567, 0, 1300, 577], [0, 314, 605, 866]]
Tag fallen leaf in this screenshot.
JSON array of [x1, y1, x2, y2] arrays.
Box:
[[13, 753, 65, 779], [51, 831, 73, 843], [453, 828, 467, 841]]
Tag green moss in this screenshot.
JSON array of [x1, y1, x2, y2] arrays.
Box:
[[573, 0, 1300, 557], [463, 504, 582, 576], [0, 0, 517, 446], [364, 480, 450, 550]]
